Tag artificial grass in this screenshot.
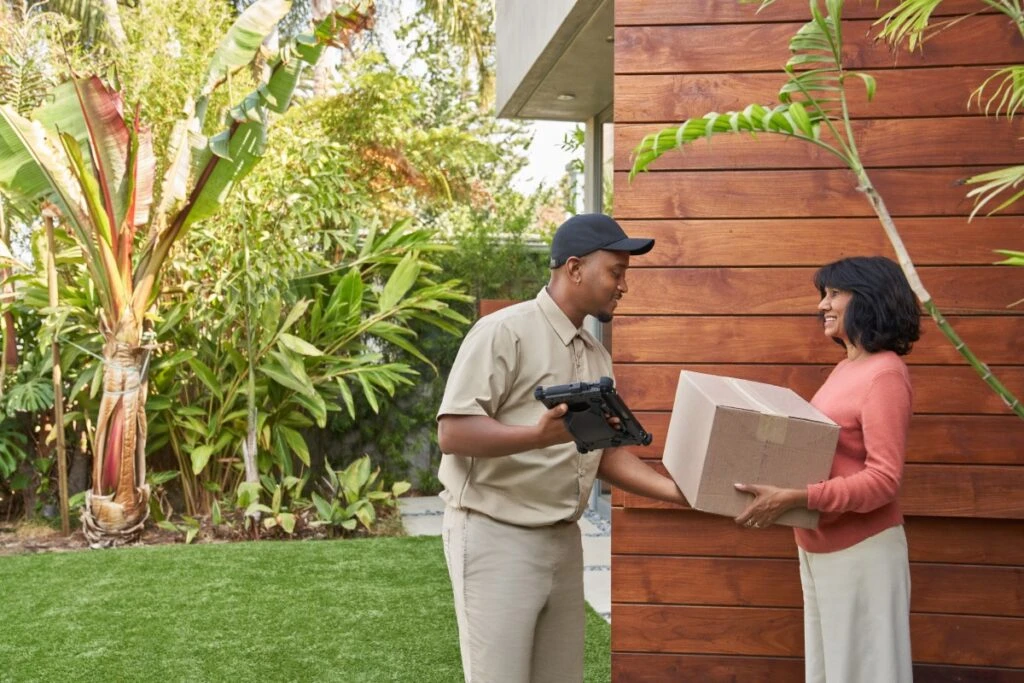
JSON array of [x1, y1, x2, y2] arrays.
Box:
[[0, 536, 611, 682]]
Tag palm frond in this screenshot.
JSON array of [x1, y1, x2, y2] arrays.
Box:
[[0, 4, 66, 115], [41, 0, 119, 49], [780, 0, 850, 116], [994, 249, 1024, 267], [419, 0, 492, 56], [969, 66, 1024, 119], [631, 0, 862, 176], [629, 103, 840, 177], [875, 0, 946, 51], [965, 164, 1024, 218]]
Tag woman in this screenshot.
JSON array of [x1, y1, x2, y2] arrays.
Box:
[[734, 256, 920, 683]]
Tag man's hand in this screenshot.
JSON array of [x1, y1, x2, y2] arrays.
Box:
[[536, 403, 572, 448]]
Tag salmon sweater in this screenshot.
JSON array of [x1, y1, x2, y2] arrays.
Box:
[[795, 350, 913, 553]]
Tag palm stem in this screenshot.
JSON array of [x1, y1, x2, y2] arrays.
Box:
[[855, 170, 1024, 418]]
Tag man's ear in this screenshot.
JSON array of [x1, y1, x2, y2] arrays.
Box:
[[565, 255, 584, 280]]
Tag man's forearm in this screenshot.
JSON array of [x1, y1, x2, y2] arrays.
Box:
[[597, 447, 685, 505], [437, 412, 569, 459]]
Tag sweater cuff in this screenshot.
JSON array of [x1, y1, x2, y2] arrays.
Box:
[[806, 482, 824, 511]]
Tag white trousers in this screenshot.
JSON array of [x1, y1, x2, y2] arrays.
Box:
[[799, 525, 913, 683], [442, 506, 585, 683]]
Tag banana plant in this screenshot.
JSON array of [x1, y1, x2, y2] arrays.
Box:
[[0, 0, 376, 545], [630, 0, 1023, 419]]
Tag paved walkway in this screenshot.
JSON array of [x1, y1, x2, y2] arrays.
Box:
[[398, 496, 611, 622]]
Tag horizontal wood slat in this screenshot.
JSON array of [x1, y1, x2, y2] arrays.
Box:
[[611, 654, 1024, 683], [616, 0, 995, 25], [617, 267, 1024, 314], [612, 461, 1024, 519], [632, 413, 1024, 465], [615, 68, 1005, 122], [613, 605, 1024, 666], [613, 556, 1024, 617], [613, 604, 803, 657], [614, 167, 1024, 219], [616, 16, 1023, 74], [611, 510, 1024, 566], [612, 653, 802, 683], [610, 317, 1023, 364], [615, 117, 1024, 171], [614, 217, 1023, 267], [613, 364, 1024, 414]]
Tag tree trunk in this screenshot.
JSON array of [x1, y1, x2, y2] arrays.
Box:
[[99, 0, 127, 50], [81, 312, 151, 547], [45, 216, 69, 535]]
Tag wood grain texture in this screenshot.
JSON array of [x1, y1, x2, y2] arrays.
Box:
[[613, 217, 1023, 267], [616, 16, 1023, 74], [612, 605, 1024, 666], [613, 364, 1024, 414], [632, 412, 1024, 465], [615, 117, 1024, 171], [612, 461, 1024, 519], [615, 68, 1006, 123], [610, 654, 1024, 683], [613, 604, 804, 657], [614, 167, 1024, 219], [615, 0, 996, 25], [611, 509, 1024, 565], [610, 317, 1023, 364], [616, 267, 1024, 314], [613, 556, 1024, 617], [611, 653, 804, 683]]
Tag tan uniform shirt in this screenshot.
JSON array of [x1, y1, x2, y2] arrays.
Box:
[[437, 287, 614, 527]]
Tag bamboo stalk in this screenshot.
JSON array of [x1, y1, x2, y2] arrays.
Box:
[[857, 172, 1024, 419], [44, 216, 70, 535]]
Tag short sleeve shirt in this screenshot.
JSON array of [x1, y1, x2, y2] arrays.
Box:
[[436, 287, 614, 527]]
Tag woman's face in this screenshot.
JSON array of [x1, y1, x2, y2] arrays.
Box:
[[817, 287, 853, 343]]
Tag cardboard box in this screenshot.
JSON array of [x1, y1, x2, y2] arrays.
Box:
[[661, 371, 839, 529]]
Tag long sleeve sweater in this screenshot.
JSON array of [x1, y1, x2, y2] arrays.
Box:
[[794, 350, 913, 553]]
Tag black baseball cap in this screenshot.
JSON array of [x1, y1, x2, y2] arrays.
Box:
[[549, 213, 655, 268]]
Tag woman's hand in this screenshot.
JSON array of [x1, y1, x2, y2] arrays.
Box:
[[733, 483, 807, 529]]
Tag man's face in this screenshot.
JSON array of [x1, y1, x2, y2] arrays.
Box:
[[576, 250, 631, 323]]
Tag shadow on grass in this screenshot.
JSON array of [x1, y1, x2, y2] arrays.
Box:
[[0, 536, 611, 682]]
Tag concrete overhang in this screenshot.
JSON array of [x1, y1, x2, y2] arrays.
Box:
[[495, 0, 612, 121]]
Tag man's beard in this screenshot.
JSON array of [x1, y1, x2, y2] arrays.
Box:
[[596, 311, 613, 323]]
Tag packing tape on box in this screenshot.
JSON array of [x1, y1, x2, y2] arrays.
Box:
[[727, 378, 789, 445]]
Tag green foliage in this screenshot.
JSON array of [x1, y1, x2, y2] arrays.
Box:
[[631, 0, 876, 177], [238, 474, 308, 536], [874, 0, 1024, 219], [0, 417, 29, 478], [145, 215, 469, 515], [310, 455, 411, 535], [118, 0, 241, 161]]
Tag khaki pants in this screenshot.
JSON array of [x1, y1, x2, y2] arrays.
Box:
[[799, 525, 913, 683], [442, 506, 585, 683]]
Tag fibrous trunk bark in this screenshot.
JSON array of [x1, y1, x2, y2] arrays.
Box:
[[81, 311, 151, 547]]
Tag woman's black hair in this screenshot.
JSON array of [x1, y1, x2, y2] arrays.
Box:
[[813, 256, 921, 356]]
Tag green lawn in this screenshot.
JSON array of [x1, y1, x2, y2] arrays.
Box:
[[0, 536, 611, 682]]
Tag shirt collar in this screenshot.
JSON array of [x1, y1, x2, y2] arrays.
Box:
[[537, 286, 592, 348]]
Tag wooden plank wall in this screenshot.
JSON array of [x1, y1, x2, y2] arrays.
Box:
[[610, 0, 1024, 680]]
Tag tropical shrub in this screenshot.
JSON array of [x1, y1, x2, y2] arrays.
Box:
[[310, 455, 410, 535]]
